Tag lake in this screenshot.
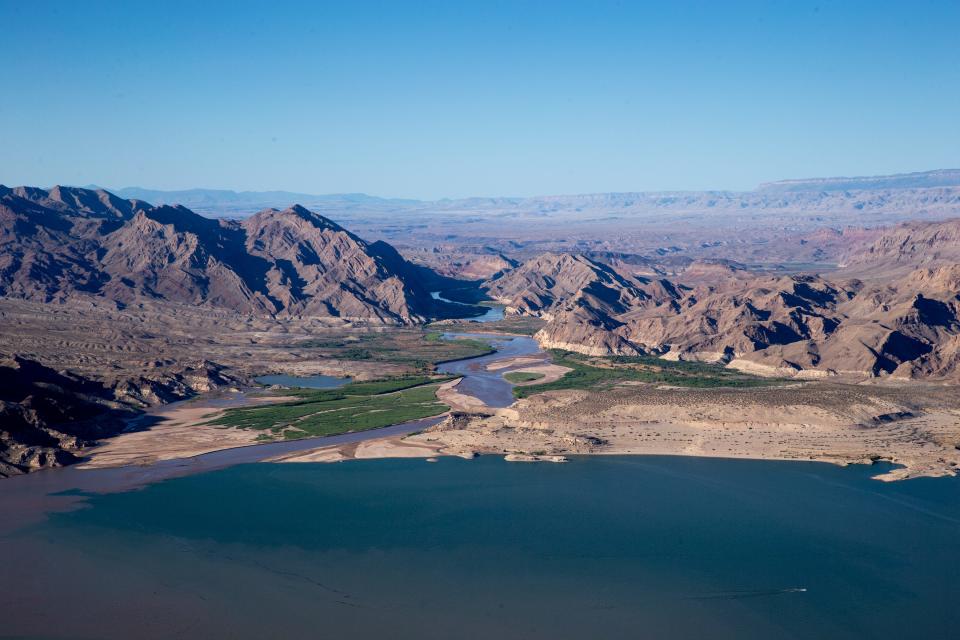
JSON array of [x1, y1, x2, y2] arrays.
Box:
[[2, 455, 958, 639]]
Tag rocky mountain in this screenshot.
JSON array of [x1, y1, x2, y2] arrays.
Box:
[[0, 354, 238, 477], [730, 266, 960, 379], [487, 245, 960, 381], [0, 185, 470, 323], [405, 246, 519, 281], [840, 217, 960, 277], [625, 275, 853, 363], [485, 253, 680, 317], [0, 356, 122, 477]]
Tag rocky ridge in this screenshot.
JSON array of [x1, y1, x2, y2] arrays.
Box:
[[485, 219, 960, 381], [0, 185, 467, 324], [0, 355, 238, 477]]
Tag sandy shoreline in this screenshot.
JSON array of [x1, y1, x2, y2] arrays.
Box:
[[77, 342, 534, 469], [392, 385, 960, 481], [484, 355, 571, 385], [78, 347, 960, 482], [435, 378, 489, 414], [262, 407, 959, 479], [78, 393, 288, 469]]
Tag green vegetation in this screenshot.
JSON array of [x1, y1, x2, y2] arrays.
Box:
[[503, 371, 545, 383], [431, 314, 546, 337], [208, 376, 452, 439], [293, 329, 494, 372], [514, 350, 778, 398]]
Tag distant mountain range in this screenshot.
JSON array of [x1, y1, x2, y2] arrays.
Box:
[[84, 186, 418, 218], [757, 169, 960, 193], [85, 169, 960, 218]]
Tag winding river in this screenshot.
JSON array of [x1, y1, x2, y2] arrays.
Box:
[[0, 330, 540, 523], [438, 332, 540, 408]]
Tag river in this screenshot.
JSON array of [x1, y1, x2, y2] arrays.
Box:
[[0, 330, 541, 522], [438, 332, 540, 407]]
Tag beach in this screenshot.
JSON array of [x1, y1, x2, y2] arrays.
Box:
[[77, 334, 960, 481], [78, 394, 292, 469]]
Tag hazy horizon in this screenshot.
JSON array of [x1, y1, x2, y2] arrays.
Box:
[[14, 166, 955, 203]]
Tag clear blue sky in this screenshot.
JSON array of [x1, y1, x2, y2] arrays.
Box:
[[1, 0, 958, 199]]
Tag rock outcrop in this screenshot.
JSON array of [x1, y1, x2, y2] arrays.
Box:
[[841, 217, 960, 277], [487, 245, 960, 381], [0, 355, 240, 477], [485, 252, 680, 318]]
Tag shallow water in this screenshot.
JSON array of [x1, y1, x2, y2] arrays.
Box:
[[2, 455, 959, 639], [254, 373, 350, 389], [438, 332, 540, 407]]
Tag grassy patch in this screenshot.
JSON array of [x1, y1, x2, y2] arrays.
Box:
[[503, 371, 546, 383], [292, 329, 494, 373], [514, 350, 778, 398], [208, 376, 452, 439], [433, 315, 546, 337]]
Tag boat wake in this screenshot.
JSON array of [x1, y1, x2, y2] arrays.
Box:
[[688, 587, 807, 600]]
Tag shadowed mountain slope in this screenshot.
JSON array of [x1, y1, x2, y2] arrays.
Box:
[[0, 185, 467, 323], [840, 217, 960, 278], [486, 248, 960, 380]]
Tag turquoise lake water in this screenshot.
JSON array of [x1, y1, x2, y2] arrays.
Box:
[[2, 455, 959, 639]]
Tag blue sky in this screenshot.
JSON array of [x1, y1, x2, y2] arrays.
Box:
[[1, 0, 958, 199]]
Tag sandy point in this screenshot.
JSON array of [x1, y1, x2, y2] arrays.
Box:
[[78, 395, 291, 469]]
